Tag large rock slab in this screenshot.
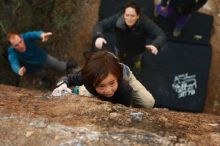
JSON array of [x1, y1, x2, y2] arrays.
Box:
[[0, 84, 220, 146]]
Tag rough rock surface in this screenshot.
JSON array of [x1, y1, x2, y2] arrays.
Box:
[[0, 84, 220, 146]]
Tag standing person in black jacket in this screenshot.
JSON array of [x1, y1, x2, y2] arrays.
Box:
[[156, 0, 207, 37], [93, 1, 166, 74]]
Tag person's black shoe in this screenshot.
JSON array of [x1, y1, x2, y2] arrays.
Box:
[[39, 77, 52, 88]]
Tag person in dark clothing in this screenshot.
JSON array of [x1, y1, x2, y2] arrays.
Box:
[[156, 0, 207, 37], [52, 50, 155, 108], [93, 1, 166, 73]]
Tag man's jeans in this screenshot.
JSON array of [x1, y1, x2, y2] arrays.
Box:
[[44, 54, 67, 71], [34, 54, 67, 78]]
